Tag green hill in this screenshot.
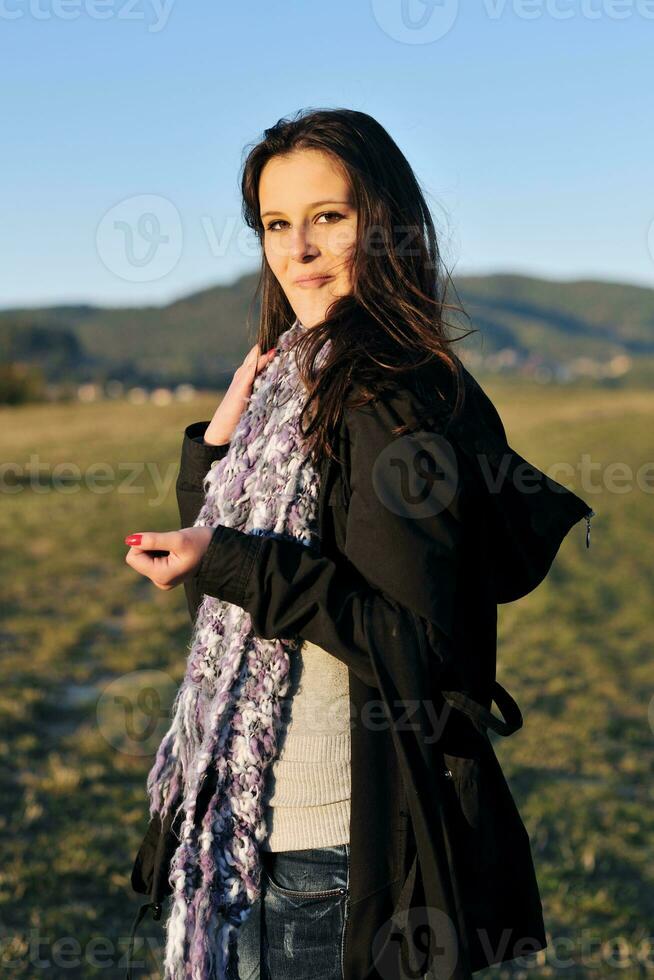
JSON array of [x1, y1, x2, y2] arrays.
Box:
[[1, 272, 653, 390]]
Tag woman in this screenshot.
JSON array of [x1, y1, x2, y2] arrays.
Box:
[[125, 108, 595, 980]]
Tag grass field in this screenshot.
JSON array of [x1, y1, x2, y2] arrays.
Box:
[[0, 382, 651, 978]]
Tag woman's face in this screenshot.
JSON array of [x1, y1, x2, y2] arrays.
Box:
[[259, 149, 357, 328]]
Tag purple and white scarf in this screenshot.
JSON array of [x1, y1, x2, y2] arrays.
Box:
[[146, 318, 330, 979]]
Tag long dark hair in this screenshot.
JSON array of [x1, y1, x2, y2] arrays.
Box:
[[240, 107, 475, 466]]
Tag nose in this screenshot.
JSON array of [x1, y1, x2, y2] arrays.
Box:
[[287, 222, 320, 262]]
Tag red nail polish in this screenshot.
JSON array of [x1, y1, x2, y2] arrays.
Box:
[[125, 534, 142, 546]]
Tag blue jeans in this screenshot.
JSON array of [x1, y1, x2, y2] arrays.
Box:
[[232, 843, 350, 980]]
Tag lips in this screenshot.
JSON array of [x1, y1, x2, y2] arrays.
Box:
[[295, 275, 333, 286]]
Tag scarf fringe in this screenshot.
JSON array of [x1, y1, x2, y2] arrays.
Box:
[[143, 320, 328, 978]]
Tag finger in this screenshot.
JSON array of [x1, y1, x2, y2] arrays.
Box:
[[124, 530, 175, 552], [126, 541, 187, 591], [125, 548, 158, 575], [126, 546, 173, 577], [244, 343, 260, 366], [256, 349, 277, 373]]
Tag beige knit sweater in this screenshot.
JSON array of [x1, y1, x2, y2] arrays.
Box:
[[260, 639, 351, 852]]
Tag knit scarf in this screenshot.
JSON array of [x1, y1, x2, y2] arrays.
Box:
[[145, 318, 330, 979]]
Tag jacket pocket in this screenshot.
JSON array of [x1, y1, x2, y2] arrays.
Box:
[[443, 753, 481, 830], [441, 744, 531, 880], [440, 752, 485, 874]]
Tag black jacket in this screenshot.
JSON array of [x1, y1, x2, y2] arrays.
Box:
[[129, 361, 595, 979]]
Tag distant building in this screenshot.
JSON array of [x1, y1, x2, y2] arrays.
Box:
[[77, 382, 102, 402], [174, 383, 196, 401], [127, 387, 148, 404]]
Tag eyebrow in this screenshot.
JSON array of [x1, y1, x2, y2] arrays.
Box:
[[260, 200, 352, 219]]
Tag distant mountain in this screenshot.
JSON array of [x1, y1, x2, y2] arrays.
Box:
[[454, 274, 654, 360], [1, 272, 653, 389]]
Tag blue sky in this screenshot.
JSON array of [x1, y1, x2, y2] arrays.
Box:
[[2, 0, 652, 308]]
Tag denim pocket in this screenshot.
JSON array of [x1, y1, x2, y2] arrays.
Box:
[[262, 846, 348, 899]]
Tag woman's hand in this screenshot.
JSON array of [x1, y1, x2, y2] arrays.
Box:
[[204, 342, 278, 445], [124, 527, 215, 590]]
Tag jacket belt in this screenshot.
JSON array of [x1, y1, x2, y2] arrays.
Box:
[[439, 681, 523, 737]]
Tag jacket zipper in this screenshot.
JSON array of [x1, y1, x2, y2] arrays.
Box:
[[585, 508, 596, 549], [340, 844, 350, 979]]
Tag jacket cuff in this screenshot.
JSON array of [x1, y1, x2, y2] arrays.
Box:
[[178, 421, 231, 488], [197, 524, 262, 608]]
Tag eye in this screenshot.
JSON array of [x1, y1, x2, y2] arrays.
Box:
[[265, 212, 345, 233], [316, 211, 344, 224]]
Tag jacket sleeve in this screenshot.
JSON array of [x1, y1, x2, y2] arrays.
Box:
[[176, 421, 231, 622], [176, 420, 231, 496], [193, 396, 465, 690]]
